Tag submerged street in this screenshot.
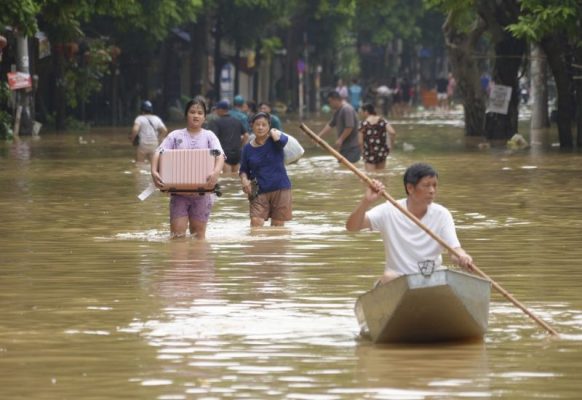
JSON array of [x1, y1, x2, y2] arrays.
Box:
[[1, 112, 581, 399]]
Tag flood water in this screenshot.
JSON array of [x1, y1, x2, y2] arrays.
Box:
[[1, 111, 582, 399]]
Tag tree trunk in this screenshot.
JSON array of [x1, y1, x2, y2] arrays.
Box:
[[540, 34, 573, 148], [16, 33, 33, 135], [484, 33, 525, 140], [530, 44, 549, 130], [443, 13, 487, 137], [476, 0, 525, 141]]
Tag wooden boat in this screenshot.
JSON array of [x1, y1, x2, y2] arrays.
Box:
[[355, 269, 491, 343]]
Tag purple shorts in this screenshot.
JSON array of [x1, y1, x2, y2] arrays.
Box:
[[170, 194, 214, 222]]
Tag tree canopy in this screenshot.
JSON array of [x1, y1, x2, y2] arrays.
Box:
[[2, 0, 580, 146]]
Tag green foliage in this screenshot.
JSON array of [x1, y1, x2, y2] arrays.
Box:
[[217, 0, 291, 51], [33, 0, 208, 125], [356, 0, 425, 45], [0, 0, 39, 36], [314, 0, 356, 18], [106, 0, 205, 41], [336, 33, 360, 79], [260, 37, 283, 58], [423, 0, 478, 32], [45, 113, 92, 131], [507, 0, 580, 43], [62, 39, 112, 109], [289, 0, 357, 67], [37, 1, 86, 41], [424, 0, 473, 10], [37, 0, 203, 43], [0, 82, 13, 140]]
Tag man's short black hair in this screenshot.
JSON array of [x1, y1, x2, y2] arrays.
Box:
[[403, 163, 438, 194], [327, 90, 342, 100]]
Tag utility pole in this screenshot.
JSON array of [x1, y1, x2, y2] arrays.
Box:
[[315, 65, 321, 118], [15, 31, 33, 136], [297, 59, 305, 121], [530, 45, 549, 131]]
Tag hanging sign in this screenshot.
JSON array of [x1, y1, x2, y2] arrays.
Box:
[[7, 72, 32, 90], [35, 32, 51, 59], [487, 83, 512, 115]]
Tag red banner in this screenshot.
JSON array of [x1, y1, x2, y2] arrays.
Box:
[[7, 72, 32, 90]]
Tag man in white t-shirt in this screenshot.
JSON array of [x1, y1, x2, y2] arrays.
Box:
[[346, 163, 473, 284], [129, 100, 168, 163]]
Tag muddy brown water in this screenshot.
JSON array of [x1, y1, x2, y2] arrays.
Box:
[[1, 111, 581, 399]]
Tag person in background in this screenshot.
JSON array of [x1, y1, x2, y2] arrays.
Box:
[[446, 73, 457, 109], [436, 75, 449, 110], [346, 163, 473, 285], [480, 72, 491, 96], [208, 100, 248, 174], [245, 100, 258, 117], [376, 83, 392, 117], [258, 102, 282, 130], [151, 97, 225, 240], [317, 91, 361, 163], [204, 101, 219, 126], [335, 78, 349, 100], [231, 95, 251, 133], [358, 103, 396, 172], [399, 77, 412, 116], [349, 78, 363, 111], [129, 100, 167, 163], [389, 77, 403, 117], [519, 78, 529, 105], [239, 112, 292, 227]]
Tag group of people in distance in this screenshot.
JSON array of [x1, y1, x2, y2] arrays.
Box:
[[146, 96, 292, 239], [318, 90, 397, 172], [130, 93, 472, 286], [131, 90, 398, 239]]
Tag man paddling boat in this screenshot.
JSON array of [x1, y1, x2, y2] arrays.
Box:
[[346, 162, 473, 284], [302, 122, 558, 336]]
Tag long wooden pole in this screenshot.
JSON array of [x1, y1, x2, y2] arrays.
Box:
[[300, 123, 559, 337]]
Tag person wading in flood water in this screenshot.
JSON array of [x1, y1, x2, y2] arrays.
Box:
[[129, 100, 167, 163], [358, 103, 396, 172], [239, 112, 292, 228], [317, 90, 361, 163], [151, 97, 225, 240]]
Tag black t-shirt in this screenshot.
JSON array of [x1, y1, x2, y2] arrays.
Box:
[[208, 114, 245, 155], [436, 78, 448, 93]]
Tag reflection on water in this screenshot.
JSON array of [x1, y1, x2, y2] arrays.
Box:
[[1, 119, 582, 399], [352, 342, 490, 398]]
